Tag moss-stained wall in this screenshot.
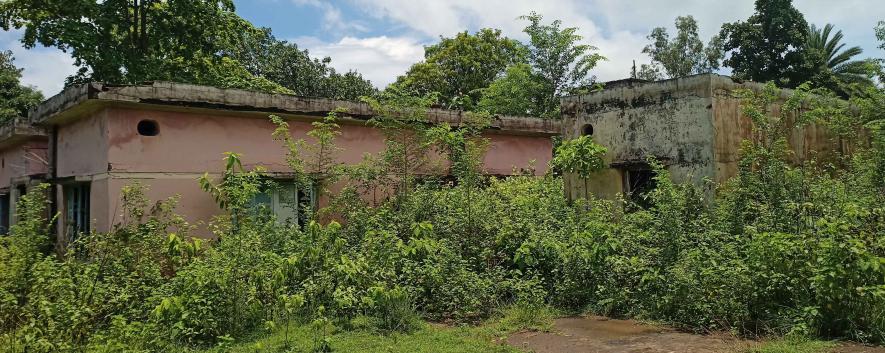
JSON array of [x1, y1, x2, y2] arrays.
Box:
[[562, 74, 843, 201], [561, 75, 718, 201]]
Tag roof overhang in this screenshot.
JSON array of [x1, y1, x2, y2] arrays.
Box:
[[30, 82, 561, 137], [0, 118, 47, 150]]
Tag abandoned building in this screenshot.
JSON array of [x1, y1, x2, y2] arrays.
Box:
[[0, 73, 848, 241], [561, 73, 844, 202], [0, 82, 558, 240]]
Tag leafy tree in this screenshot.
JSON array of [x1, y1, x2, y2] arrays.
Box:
[[476, 63, 544, 116], [520, 12, 605, 118], [0, 51, 42, 122], [551, 135, 607, 180], [232, 29, 376, 100], [803, 24, 875, 96], [637, 16, 724, 81], [0, 0, 282, 93], [718, 0, 809, 87], [878, 21, 885, 51], [871, 21, 885, 84], [392, 29, 525, 110]]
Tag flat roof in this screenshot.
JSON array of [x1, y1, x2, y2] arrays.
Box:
[[0, 118, 46, 150], [562, 73, 793, 104], [29, 82, 560, 136]]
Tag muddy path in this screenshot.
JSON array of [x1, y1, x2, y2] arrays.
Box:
[[506, 316, 885, 353]]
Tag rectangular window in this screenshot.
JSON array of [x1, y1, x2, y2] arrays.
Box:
[[624, 168, 657, 209], [65, 183, 90, 237], [251, 180, 315, 227], [0, 193, 9, 235]]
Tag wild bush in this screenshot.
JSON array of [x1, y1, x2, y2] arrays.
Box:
[[0, 84, 883, 351]]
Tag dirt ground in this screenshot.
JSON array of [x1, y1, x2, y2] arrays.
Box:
[[506, 316, 885, 353]]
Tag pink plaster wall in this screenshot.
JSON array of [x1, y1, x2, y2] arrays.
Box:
[[105, 108, 392, 173], [102, 177, 220, 234], [87, 107, 553, 236], [57, 110, 109, 178], [0, 140, 48, 189], [105, 108, 551, 175], [481, 134, 552, 175]]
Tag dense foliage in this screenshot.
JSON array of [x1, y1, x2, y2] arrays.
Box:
[[0, 4, 884, 352], [636, 15, 723, 81], [392, 29, 526, 110], [394, 12, 604, 119], [718, 0, 810, 87], [803, 24, 876, 97], [1, 82, 884, 352], [0, 50, 41, 122], [0, 0, 374, 98]]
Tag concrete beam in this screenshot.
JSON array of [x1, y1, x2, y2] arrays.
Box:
[[30, 82, 561, 136]]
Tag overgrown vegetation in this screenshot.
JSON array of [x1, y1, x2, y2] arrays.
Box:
[[2, 48, 885, 353]]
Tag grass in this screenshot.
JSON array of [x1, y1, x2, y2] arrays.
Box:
[[495, 304, 555, 333], [180, 321, 523, 353], [744, 336, 836, 353], [175, 305, 557, 353]]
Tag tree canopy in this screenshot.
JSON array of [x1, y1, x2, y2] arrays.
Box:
[[637, 15, 723, 80], [388, 13, 604, 119], [520, 12, 605, 117], [392, 28, 525, 110], [0, 0, 374, 99], [803, 24, 875, 96], [0, 51, 42, 122], [229, 29, 376, 100], [719, 0, 809, 87]]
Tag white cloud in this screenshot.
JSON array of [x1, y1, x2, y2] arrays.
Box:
[[0, 30, 76, 97], [291, 0, 369, 32], [5, 0, 883, 95], [11, 48, 76, 97], [348, 0, 648, 81], [345, 0, 885, 81], [300, 35, 425, 87]]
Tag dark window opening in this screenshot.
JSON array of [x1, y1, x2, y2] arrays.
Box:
[[137, 120, 160, 136], [65, 183, 90, 239], [0, 194, 8, 235], [582, 124, 594, 136], [625, 169, 657, 209], [296, 185, 314, 228]]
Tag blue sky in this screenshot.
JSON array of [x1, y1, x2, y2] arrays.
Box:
[[3, 0, 884, 96]]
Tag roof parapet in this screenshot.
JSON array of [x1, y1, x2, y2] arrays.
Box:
[[0, 117, 47, 150], [30, 82, 560, 136]]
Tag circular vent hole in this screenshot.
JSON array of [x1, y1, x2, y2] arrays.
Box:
[[582, 123, 594, 136], [137, 120, 159, 136]]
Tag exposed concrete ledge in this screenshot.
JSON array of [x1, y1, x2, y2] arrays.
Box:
[[559, 73, 802, 129], [562, 73, 796, 106], [0, 117, 47, 150], [30, 82, 560, 136]]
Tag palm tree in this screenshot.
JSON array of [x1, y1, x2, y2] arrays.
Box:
[[805, 24, 874, 96]]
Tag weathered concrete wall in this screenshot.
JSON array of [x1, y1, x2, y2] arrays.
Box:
[[709, 76, 842, 184], [103, 177, 218, 234], [0, 140, 48, 189], [561, 76, 716, 200], [563, 74, 847, 201]]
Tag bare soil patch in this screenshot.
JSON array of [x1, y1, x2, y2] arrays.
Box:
[[506, 316, 885, 353]]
